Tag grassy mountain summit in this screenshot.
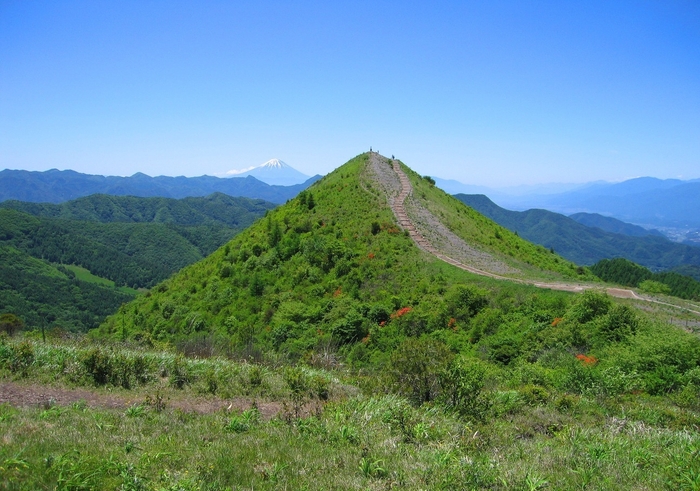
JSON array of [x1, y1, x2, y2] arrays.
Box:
[[96, 153, 594, 353]]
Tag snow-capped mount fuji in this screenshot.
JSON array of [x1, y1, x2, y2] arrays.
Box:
[[226, 159, 311, 186]]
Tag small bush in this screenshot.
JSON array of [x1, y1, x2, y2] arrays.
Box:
[[169, 355, 191, 389], [5, 341, 34, 375], [390, 338, 454, 405], [439, 357, 490, 420]]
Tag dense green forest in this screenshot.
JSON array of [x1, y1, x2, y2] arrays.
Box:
[[0, 245, 134, 332], [0, 193, 274, 332], [0, 194, 275, 288], [591, 257, 700, 300], [672, 264, 700, 283], [0, 192, 275, 226]]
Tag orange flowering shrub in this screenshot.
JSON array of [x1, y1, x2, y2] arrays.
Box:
[[333, 287, 342, 297], [391, 307, 412, 319], [551, 317, 563, 327], [576, 354, 598, 365]]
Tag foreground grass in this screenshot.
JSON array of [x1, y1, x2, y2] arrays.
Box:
[[1, 337, 700, 490], [1, 392, 699, 490]]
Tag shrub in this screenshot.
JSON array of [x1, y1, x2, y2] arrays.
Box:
[[169, 355, 191, 389], [283, 366, 312, 418], [4, 340, 34, 375], [518, 384, 550, 406], [331, 309, 368, 345], [390, 338, 454, 404], [567, 290, 611, 324], [80, 347, 112, 386], [439, 357, 490, 420], [445, 285, 489, 321], [597, 304, 638, 342]]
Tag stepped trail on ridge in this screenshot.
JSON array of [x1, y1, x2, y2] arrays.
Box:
[[366, 152, 700, 315]]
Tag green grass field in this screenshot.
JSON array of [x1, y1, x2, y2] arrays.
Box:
[[61, 264, 140, 295], [1, 337, 699, 490]]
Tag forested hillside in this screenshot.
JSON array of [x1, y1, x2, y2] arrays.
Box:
[[0, 194, 275, 288], [457, 194, 700, 270], [568, 212, 664, 237], [591, 258, 700, 300], [0, 194, 274, 332], [0, 245, 134, 332], [0, 192, 273, 226]]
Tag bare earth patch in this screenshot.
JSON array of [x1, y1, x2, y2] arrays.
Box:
[[0, 380, 302, 420]]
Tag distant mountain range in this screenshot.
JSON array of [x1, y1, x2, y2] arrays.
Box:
[[456, 194, 700, 271], [437, 176, 700, 230], [0, 168, 321, 204], [226, 158, 311, 186]]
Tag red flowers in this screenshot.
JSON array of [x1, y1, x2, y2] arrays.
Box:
[[391, 307, 412, 319], [576, 354, 598, 365]]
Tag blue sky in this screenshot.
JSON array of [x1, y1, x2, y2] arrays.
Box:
[[1, 1, 699, 187]]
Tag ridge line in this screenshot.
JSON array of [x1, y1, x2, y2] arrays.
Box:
[[380, 154, 700, 316]]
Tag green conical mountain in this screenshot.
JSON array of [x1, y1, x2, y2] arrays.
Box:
[[96, 153, 597, 356]]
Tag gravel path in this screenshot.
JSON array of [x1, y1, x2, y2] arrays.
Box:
[[367, 152, 518, 277]]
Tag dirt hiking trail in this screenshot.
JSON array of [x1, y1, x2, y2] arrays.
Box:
[[367, 152, 700, 316]]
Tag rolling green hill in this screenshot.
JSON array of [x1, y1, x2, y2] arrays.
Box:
[[95, 153, 600, 360]]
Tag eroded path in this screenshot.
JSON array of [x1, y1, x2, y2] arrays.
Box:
[[370, 152, 700, 315], [0, 380, 296, 419]]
